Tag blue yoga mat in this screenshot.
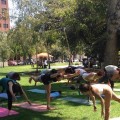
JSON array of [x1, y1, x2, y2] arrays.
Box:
[[61, 97, 92, 105], [0, 93, 8, 99], [27, 89, 46, 94], [0, 93, 20, 99], [27, 89, 61, 98]]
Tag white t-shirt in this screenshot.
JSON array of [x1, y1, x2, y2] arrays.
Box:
[[105, 65, 118, 72]]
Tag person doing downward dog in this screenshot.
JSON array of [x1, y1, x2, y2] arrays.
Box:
[[79, 83, 120, 120], [29, 69, 65, 110]]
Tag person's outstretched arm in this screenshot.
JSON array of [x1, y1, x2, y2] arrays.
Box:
[[63, 71, 80, 79], [20, 85, 31, 105], [92, 90, 105, 117], [89, 91, 97, 112], [50, 73, 60, 78]]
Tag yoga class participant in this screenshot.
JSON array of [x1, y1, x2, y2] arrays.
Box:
[[79, 83, 120, 120]]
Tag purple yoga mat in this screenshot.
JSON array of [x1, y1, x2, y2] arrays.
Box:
[[0, 107, 19, 117]]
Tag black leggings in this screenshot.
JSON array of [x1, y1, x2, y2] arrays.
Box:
[[7, 90, 13, 110], [7, 83, 23, 110]]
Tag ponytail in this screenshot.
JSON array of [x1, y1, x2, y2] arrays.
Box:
[[117, 68, 120, 74]]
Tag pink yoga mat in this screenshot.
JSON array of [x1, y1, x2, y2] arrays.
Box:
[[0, 107, 19, 118], [13, 102, 48, 112]]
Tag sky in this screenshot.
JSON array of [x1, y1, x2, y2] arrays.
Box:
[[8, 0, 17, 28], [8, 0, 46, 28]]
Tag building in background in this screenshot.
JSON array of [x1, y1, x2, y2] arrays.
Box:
[[0, 0, 10, 32]]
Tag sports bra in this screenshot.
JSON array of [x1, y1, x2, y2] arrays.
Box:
[[91, 84, 103, 95]]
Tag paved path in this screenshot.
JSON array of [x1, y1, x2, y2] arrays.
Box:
[[110, 117, 120, 120]]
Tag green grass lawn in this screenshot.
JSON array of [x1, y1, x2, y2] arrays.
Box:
[[0, 64, 120, 120]]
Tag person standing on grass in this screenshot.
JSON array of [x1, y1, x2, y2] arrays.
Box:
[[29, 69, 63, 110], [0, 77, 31, 115], [79, 83, 120, 120]]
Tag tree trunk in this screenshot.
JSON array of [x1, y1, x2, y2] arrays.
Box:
[[104, 0, 120, 66], [2, 60, 4, 68]]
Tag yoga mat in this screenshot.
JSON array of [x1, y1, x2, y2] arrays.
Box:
[[0, 107, 19, 117], [13, 102, 48, 112], [27, 89, 61, 98], [61, 97, 92, 105], [0, 93, 20, 99], [27, 89, 46, 94], [0, 93, 8, 99], [113, 88, 120, 92], [110, 117, 120, 120]]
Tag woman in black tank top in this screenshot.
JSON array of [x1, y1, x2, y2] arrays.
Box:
[[29, 69, 63, 110]]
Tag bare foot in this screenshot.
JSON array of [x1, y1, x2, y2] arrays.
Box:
[[47, 106, 56, 110]]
